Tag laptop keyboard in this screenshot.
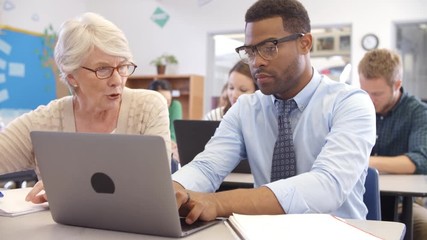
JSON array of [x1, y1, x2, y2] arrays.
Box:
[[180, 217, 216, 232]]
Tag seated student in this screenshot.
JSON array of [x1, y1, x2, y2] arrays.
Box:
[[209, 82, 230, 118], [358, 48, 427, 240], [149, 79, 183, 172], [218, 82, 230, 109], [0, 12, 171, 203], [204, 60, 258, 120], [172, 0, 376, 224]]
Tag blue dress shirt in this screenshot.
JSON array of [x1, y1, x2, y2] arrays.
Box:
[[172, 70, 376, 219]]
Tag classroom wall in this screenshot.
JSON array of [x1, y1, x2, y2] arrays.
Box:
[[1, 0, 426, 113], [84, 0, 255, 76]]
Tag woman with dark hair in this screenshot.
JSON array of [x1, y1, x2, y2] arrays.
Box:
[[204, 61, 258, 120], [148, 79, 183, 143], [149, 79, 183, 172]]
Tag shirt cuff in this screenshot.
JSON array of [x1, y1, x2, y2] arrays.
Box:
[[265, 179, 310, 214]]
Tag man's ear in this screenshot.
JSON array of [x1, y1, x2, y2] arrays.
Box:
[[299, 33, 312, 54], [394, 79, 402, 91]]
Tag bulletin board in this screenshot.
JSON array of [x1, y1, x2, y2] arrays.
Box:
[[0, 25, 67, 110]]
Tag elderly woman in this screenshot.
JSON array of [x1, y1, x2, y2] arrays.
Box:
[[0, 12, 171, 203]]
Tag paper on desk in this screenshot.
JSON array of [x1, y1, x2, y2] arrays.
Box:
[[228, 213, 382, 240], [0, 187, 49, 217]]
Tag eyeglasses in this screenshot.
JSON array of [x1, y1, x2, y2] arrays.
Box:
[[235, 33, 304, 64], [81, 63, 137, 79]]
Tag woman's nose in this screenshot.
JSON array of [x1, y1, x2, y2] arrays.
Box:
[[108, 70, 123, 86]]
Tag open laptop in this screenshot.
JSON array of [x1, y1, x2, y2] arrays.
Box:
[[30, 131, 221, 238], [174, 120, 251, 173]]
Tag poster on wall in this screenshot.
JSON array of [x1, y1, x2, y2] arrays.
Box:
[[0, 26, 58, 117], [151, 7, 170, 28]]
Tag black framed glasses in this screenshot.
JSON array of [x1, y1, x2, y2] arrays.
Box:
[[235, 33, 304, 64], [81, 63, 137, 79]]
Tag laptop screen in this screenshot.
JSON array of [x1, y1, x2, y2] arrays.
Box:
[[173, 120, 251, 173]]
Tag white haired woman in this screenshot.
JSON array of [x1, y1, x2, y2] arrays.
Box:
[[0, 12, 171, 203]]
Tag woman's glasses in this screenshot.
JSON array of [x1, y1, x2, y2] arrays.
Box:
[[81, 63, 137, 79]]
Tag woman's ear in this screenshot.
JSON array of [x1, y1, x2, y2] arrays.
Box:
[[66, 74, 78, 88], [299, 33, 312, 54]]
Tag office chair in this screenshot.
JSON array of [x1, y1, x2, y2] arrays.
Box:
[[0, 170, 38, 189], [363, 167, 382, 220]]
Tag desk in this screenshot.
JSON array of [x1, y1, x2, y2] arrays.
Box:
[[379, 175, 427, 240], [0, 211, 405, 240], [221, 173, 254, 191]]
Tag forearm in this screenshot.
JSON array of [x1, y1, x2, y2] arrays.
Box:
[[173, 181, 284, 219], [370, 155, 416, 174], [213, 187, 284, 217]]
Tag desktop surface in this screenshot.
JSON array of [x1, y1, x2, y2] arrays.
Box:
[[1, 211, 405, 240]]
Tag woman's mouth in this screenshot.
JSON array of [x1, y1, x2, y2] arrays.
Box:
[[107, 93, 121, 99]]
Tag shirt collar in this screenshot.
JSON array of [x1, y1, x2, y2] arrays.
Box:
[[380, 87, 406, 117]]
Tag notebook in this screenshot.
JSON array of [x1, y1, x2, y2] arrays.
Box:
[[0, 188, 49, 217], [173, 120, 251, 173], [30, 131, 221, 237]]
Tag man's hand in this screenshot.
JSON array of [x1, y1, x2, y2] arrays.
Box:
[[25, 180, 48, 204], [173, 181, 221, 224], [172, 182, 283, 224]]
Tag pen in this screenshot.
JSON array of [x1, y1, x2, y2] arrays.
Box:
[[0, 191, 3, 198]]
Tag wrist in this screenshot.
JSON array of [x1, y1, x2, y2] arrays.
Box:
[[211, 192, 232, 217]]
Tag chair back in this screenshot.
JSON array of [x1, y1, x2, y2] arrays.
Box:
[[363, 167, 381, 220]]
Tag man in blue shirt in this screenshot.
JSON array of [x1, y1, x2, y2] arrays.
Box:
[[173, 0, 376, 224], [359, 48, 427, 240]]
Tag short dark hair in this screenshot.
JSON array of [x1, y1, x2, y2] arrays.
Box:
[[148, 79, 172, 92], [245, 0, 311, 34]]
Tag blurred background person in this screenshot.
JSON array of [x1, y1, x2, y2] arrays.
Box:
[[204, 60, 258, 120], [149, 79, 183, 172], [359, 48, 427, 240]]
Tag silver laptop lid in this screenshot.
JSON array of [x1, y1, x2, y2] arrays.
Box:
[[31, 131, 185, 237]]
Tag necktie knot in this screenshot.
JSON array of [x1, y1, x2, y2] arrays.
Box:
[[275, 99, 297, 116]]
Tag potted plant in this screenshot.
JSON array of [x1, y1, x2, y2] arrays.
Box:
[[150, 54, 178, 75]]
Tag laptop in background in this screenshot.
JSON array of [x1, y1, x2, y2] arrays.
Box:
[[30, 131, 220, 238], [173, 120, 251, 174]]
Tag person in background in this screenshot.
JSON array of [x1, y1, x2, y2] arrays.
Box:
[[149, 79, 183, 172], [204, 60, 258, 121], [0, 12, 171, 203], [172, 0, 375, 224], [218, 82, 230, 109], [359, 48, 427, 240]]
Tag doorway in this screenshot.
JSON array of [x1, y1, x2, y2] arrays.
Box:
[[396, 22, 427, 102]]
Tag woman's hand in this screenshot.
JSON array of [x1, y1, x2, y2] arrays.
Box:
[[25, 180, 48, 204]]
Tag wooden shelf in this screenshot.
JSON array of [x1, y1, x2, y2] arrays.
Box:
[[126, 75, 204, 119]]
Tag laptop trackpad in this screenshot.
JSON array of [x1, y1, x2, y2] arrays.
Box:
[[180, 217, 222, 236]]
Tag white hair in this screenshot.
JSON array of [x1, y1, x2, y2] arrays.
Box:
[[54, 12, 133, 88]]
